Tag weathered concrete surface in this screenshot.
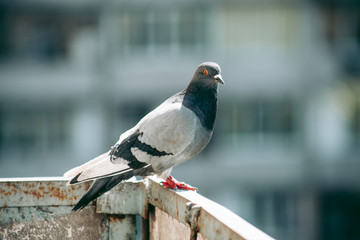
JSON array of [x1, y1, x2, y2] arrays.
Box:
[[0, 206, 107, 240], [107, 215, 136, 240], [0, 177, 91, 208], [0, 178, 137, 240], [147, 177, 193, 227], [96, 178, 147, 217], [149, 206, 190, 240], [0, 177, 274, 240], [147, 177, 275, 240]]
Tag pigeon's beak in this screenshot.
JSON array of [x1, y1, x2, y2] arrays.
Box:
[[214, 74, 224, 85]]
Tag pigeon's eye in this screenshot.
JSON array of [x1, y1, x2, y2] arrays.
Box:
[[203, 69, 208, 75]]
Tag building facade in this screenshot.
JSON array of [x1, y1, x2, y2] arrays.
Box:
[[1, 0, 360, 239]]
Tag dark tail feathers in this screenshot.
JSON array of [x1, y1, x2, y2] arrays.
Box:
[[72, 171, 133, 211]]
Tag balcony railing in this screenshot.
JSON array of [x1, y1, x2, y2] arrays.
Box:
[[0, 176, 274, 240]]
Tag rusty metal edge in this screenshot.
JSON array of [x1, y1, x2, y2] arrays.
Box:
[[0, 177, 91, 208], [0, 177, 69, 182]]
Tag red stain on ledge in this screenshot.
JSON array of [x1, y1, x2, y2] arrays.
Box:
[[0, 180, 91, 202]]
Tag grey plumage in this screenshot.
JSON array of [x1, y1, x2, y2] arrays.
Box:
[[65, 62, 224, 211]]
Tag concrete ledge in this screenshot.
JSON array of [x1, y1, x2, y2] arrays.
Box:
[[0, 177, 274, 240]]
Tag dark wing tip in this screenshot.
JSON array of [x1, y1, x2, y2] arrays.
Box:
[[71, 173, 134, 212], [69, 173, 82, 185], [71, 178, 107, 212], [72, 203, 86, 212]]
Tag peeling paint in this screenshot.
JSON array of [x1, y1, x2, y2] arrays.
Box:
[[2, 181, 85, 201], [0, 178, 91, 208]]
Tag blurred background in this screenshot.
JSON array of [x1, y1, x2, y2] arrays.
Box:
[[1, 0, 360, 239]]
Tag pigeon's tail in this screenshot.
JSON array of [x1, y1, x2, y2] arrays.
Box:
[[72, 171, 134, 211]]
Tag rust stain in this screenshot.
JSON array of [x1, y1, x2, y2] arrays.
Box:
[[5, 182, 18, 189], [195, 211, 202, 232], [72, 182, 91, 191], [2, 182, 18, 196], [176, 199, 179, 219], [109, 215, 126, 223], [1, 181, 92, 204], [48, 187, 68, 201], [0, 189, 14, 197]]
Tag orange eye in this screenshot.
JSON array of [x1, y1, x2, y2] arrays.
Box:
[[203, 69, 208, 75]]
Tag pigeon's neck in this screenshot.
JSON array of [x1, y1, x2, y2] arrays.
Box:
[[182, 81, 218, 131]]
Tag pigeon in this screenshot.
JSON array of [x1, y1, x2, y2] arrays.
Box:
[[64, 62, 224, 211]]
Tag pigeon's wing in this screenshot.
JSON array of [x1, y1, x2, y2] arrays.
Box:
[[66, 97, 197, 185], [116, 98, 197, 169]]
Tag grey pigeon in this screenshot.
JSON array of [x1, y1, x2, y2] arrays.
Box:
[[64, 62, 224, 211]]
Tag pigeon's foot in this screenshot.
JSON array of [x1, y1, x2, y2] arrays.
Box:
[[161, 176, 197, 191]]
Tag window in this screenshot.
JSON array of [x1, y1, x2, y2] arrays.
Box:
[[179, 10, 203, 46], [222, 99, 295, 135], [118, 8, 207, 55], [127, 10, 149, 48], [153, 12, 172, 45], [0, 6, 97, 62], [0, 106, 70, 157], [253, 192, 296, 239]]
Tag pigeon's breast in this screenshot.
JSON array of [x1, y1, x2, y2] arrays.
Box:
[[174, 116, 212, 163], [149, 107, 212, 172]]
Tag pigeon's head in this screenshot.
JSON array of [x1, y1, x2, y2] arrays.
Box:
[[192, 62, 224, 86]]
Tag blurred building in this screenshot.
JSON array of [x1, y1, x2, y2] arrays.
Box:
[[1, 0, 360, 239]]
